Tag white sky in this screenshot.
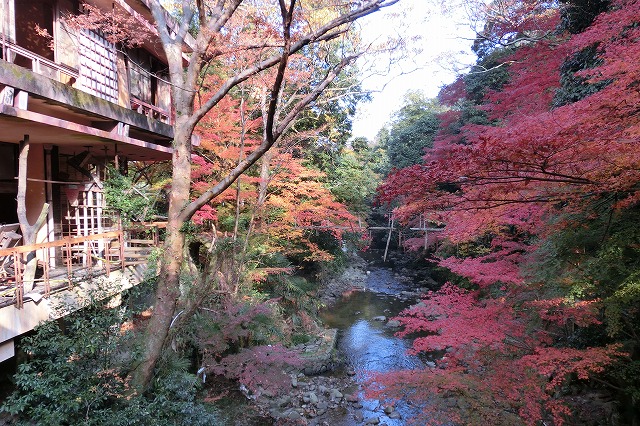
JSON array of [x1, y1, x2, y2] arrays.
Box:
[[350, 0, 479, 141]]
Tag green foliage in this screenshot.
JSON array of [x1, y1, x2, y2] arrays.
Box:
[[382, 91, 443, 172], [259, 251, 322, 314], [606, 273, 640, 337], [610, 359, 640, 404], [350, 136, 369, 153], [180, 220, 200, 239], [191, 298, 280, 356], [560, 0, 611, 33], [291, 333, 312, 345], [218, 210, 250, 233], [326, 144, 384, 216], [553, 44, 610, 107], [529, 203, 640, 344], [464, 48, 513, 104], [458, 100, 492, 127], [1, 292, 219, 425], [180, 239, 320, 358], [387, 113, 440, 169], [104, 167, 157, 223]]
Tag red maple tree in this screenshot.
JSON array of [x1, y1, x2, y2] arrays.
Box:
[[373, 0, 640, 423]]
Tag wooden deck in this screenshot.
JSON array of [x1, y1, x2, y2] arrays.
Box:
[[0, 223, 165, 362], [0, 223, 165, 309]]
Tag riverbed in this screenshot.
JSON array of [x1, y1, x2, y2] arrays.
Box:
[[211, 259, 432, 426], [315, 266, 426, 425]]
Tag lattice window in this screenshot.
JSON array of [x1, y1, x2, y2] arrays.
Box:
[[78, 30, 118, 104]]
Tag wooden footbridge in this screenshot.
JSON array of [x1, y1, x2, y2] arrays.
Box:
[[367, 216, 444, 261]]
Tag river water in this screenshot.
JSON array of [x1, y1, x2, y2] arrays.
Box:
[[318, 266, 426, 425], [212, 263, 430, 425]]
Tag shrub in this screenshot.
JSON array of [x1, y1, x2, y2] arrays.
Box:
[[1, 295, 219, 425]]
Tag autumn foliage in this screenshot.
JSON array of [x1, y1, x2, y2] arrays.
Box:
[[184, 72, 364, 395], [374, 0, 640, 423], [191, 74, 361, 263]]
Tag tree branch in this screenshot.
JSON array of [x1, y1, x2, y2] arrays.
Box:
[[180, 54, 357, 221], [188, 0, 399, 128]]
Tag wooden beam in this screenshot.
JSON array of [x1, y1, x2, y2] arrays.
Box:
[[16, 177, 88, 185], [0, 104, 173, 155]]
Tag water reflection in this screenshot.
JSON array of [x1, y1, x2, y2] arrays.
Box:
[[343, 318, 421, 371], [319, 267, 424, 425]]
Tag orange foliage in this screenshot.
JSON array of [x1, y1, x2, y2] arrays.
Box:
[[261, 151, 361, 261], [191, 74, 361, 261]]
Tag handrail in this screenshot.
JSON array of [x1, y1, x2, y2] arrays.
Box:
[[1, 40, 173, 126], [0, 39, 79, 80], [0, 231, 125, 308], [0, 231, 120, 256], [0, 223, 166, 309]]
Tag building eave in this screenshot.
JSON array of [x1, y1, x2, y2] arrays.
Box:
[[0, 60, 175, 140], [0, 104, 173, 160]]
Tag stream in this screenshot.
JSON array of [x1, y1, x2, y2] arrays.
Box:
[[213, 260, 432, 426], [0, 256, 432, 426], [316, 266, 426, 425]]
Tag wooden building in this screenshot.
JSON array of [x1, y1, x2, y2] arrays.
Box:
[[0, 0, 189, 362]]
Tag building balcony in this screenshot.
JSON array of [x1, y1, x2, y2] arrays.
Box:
[[0, 55, 174, 161], [0, 221, 166, 362]]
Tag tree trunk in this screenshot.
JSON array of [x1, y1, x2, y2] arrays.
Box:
[[244, 88, 276, 250], [131, 0, 368, 390], [130, 118, 193, 390], [232, 97, 247, 241], [16, 135, 49, 293]]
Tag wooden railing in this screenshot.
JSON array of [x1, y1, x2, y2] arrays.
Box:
[[130, 96, 172, 125], [0, 222, 166, 309], [1, 39, 172, 125], [0, 39, 79, 83]]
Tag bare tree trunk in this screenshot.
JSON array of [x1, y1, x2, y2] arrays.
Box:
[[243, 149, 273, 254], [233, 97, 247, 242], [244, 87, 277, 251], [16, 135, 49, 293]]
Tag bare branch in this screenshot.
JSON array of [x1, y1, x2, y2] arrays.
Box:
[[188, 0, 399, 128]]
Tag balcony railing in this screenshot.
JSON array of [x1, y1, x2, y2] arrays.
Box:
[[0, 39, 79, 84], [130, 95, 172, 125], [0, 222, 165, 309], [1, 39, 172, 126]]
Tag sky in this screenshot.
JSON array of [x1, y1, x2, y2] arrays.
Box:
[[350, 0, 479, 141]]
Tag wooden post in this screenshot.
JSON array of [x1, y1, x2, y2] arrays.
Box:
[[96, 188, 104, 266], [383, 218, 393, 262], [43, 246, 50, 297], [119, 231, 125, 270], [105, 238, 111, 278], [15, 251, 23, 309], [83, 188, 88, 266], [424, 228, 428, 250], [44, 145, 56, 268], [65, 241, 72, 288]]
